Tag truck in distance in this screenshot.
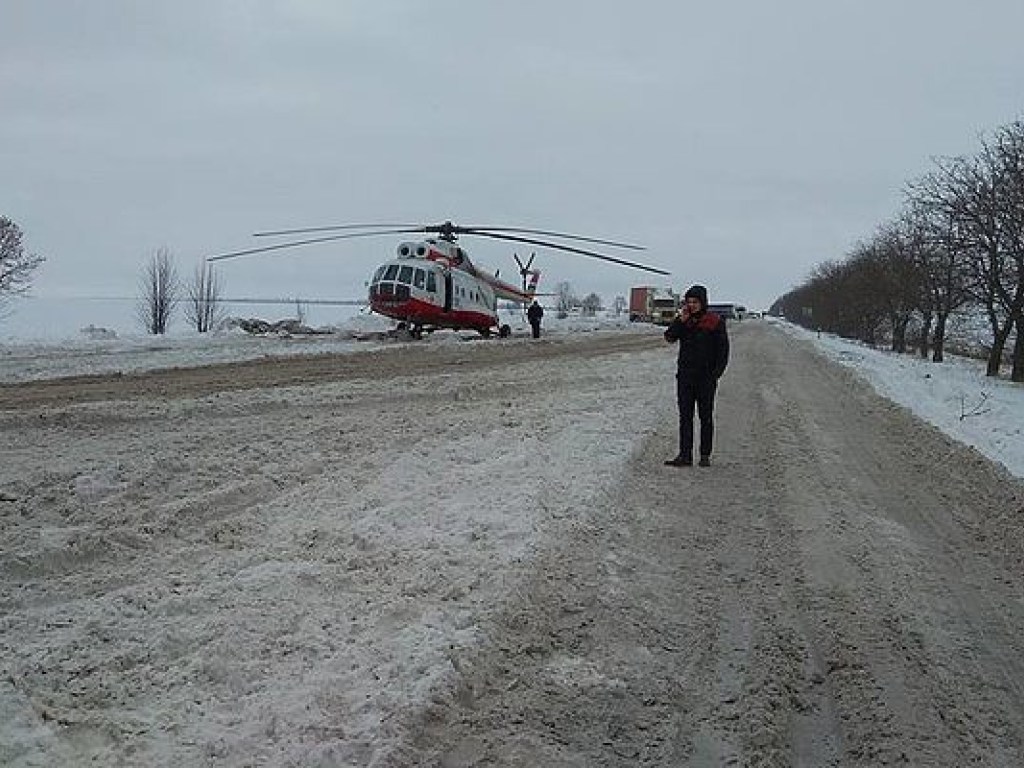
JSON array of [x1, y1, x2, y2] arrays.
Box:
[[630, 286, 680, 325]]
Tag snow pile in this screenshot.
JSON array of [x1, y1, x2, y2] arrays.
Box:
[[0, 311, 647, 384]]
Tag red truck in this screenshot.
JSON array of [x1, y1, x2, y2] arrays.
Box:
[[629, 286, 679, 324]]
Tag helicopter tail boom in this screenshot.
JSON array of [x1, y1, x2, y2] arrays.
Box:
[[483, 272, 540, 303]]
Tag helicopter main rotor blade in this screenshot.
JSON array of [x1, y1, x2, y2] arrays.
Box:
[[469, 231, 669, 275], [207, 228, 426, 261], [250, 221, 644, 251], [253, 223, 424, 238], [464, 226, 645, 251]]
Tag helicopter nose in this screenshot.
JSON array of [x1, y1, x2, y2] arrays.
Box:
[[369, 282, 410, 303]]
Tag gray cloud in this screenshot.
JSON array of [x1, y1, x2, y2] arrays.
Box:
[[4, 0, 1024, 309]]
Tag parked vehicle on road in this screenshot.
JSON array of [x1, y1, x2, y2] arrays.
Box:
[[630, 286, 679, 324]]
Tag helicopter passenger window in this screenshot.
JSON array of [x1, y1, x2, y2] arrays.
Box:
[[413, 269, 425, 289], [384, 265, 399, 281], [426, 272, 437, 292], [398, 265, 413, 284]]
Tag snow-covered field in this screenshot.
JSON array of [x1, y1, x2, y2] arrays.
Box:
[[0, 314, 388, 384]]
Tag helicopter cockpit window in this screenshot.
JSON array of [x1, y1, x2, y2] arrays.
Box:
[[413, 268, 425, 289], [373, 266, 385, 283], [398, 265, 414, 284], [426, 272, 437, 292], [383, 264, 399, 281]]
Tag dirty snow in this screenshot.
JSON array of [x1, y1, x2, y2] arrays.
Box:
[[778, 319, 1024, 479]]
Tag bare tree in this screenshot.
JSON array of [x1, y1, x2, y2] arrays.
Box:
[[184, 261, 225, 333], [138, 248, 180, 335], [0, 216, 45, 318], [555, 281, 575, 318], [872, 223, 922, 353], [580, 292, 603, 316], [928, 127, 1023, 378], [901, 187, 971, 362], [991, 121, 1024, 381]]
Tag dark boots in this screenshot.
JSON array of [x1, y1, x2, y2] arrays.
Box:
[[665, 454, 711, 467]]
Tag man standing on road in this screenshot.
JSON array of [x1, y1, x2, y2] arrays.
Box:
[[527, 300, 544, 339], [663, 284, 729, 467]]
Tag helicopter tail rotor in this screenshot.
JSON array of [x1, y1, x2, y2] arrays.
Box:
[[514, 252, 538, 295]]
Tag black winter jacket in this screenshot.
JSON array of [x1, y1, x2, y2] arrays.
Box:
[[664, 311, 730, 382]]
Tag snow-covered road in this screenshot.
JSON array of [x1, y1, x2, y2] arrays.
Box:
[[2, 323, 1023, 766]]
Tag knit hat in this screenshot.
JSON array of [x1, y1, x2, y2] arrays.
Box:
[[684, 284, 708, 310]]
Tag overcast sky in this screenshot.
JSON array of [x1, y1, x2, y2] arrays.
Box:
[[4, 1, 1024, 310]]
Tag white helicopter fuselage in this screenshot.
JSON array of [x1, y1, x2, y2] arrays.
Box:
[[367, 239, 538, 336]]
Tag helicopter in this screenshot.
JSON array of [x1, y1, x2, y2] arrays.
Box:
[[208, 221, 669, 339]]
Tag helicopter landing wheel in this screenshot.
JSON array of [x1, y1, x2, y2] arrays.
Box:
[[498, 324, 511, 338]]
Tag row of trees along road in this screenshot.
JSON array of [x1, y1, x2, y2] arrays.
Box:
[[773, 118, 1024, 382]]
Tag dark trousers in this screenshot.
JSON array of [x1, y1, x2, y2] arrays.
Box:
[[529, 320, 541, 339], [677, 376, 717, 458]]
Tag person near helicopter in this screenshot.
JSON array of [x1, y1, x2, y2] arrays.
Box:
[[527, 300, 544, 339]]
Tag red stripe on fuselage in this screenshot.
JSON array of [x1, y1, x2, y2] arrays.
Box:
[[370, 295, 496, 331]]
